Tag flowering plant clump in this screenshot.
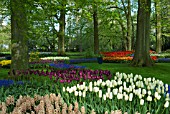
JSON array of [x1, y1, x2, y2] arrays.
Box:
[[101, 51, 158, 62], [40, 56, 70, 61], [62, 72, 170, 113], [0, 60, 11, 66], [49, 63, 86, 69], [0, 80, 24, 87], [0, 93, 89, 114], [12, 69, 112, 83]]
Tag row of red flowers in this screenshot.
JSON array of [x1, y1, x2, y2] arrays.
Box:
[[100, 51, 157, 61]]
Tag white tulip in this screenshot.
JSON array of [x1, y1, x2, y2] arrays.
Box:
[[99, 90, 102, 98], [74, 91, 78, 96], [164, 101, 169, 108], [130, 78, 133, 83], [97, 80, 101, 86], [83, 90, 86, 97], [109, 92, 113, 99], [124, 94, 129, 101], [79, 91, 82, 96], [101, 82, 106, 87], [94, 87, 99, 93], [116, 72, 119, 76], [103, 94, 106, 100], [157, 95, 161, 100], [166, 93, 169, 98], [140, 99, 144, 105], [69, 88, 73, 93], [147, 78, 151, 82], [139, 75, 142, 80], [113, 88, 118, 95], [117, 93, 123, 100], [166, 87, 168, 92], [148, 91, 151, 95], [85, 86, 88, 91], [83, 82, 86, 87], [119, 86, 123, 93], [138, 94, 142, 99], [152, 77, 155, 82], [114, 76, 117, 80], [106, 92, 109, 98], [66, 87, 70, 92], [63, 87, 66, 92], [147, 96, 152, 102], [107, 88, 111, 93], [73, 86, 77, 91], [129, 93, 133, 101], [124, 74, 127, 79], [154, 92, 159, 99], [126, 78, 129, 83], [77, 84, 80, 89], [94, 81, 97, 86]]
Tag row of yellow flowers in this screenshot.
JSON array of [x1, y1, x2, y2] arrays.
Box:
[[103, 56, 133, 61], [0, 60, 11, 66]]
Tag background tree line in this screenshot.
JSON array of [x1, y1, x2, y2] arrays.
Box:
[[0, 0, 169, 71]]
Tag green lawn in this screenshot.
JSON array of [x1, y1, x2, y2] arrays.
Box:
[[1, 63, 170, 84]]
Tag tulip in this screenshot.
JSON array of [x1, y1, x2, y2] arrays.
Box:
[[103, 94, 106, 100], [164, 101, 169, 108], [140, 99, 144, 105], [99, 90, 102, 98]]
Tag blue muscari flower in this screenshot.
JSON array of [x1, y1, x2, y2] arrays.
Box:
[[49, 63, 86, 69], [0, 80, 25, 87]]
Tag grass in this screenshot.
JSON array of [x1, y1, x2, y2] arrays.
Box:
[[1, 63, 170, 84]]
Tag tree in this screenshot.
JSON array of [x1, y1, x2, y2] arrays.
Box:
[[131, 0, 154, 67], [93, 2, 99, 54], [155, 0, 162, 53], [10, 0, 29, 75]]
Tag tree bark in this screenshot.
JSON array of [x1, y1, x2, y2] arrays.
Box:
[[93, 4, 99, 54], [58, 1, 66, 55], [131, 0, 153, 67], [10, 0, 29, 75], [155, 0, 162, 53], [126, 0, 132, 51]]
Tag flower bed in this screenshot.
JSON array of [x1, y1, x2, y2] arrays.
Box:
[[101, 51, 158, 62], [40, 57, 70, 61], [1, 72, 170, 114], [12, 69, 112, 83], [0, 80, 24, 87], [49, 63, 86, 69], [0, 60, 11, 66]]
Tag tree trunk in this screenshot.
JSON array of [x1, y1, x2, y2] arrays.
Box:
[[93, 4, 99, 54], [10, 0, 29, 75], [155, 0, 162, 53], [131, 0, 153, 67], [58, 1, 66, 55], [126, 0, 132, 51]]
